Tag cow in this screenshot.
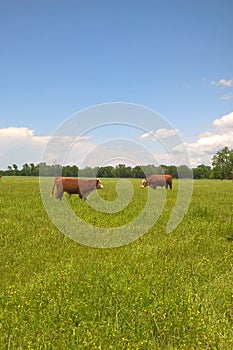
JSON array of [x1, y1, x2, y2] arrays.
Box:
[[141, 174, 172, 190], [51, 177, 103, 200]]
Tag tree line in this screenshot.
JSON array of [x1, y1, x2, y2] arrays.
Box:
[[1, 147, 233, 180]]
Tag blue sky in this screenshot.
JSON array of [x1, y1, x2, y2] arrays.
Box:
[[0, 0, 233, 169]]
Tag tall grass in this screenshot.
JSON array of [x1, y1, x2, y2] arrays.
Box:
[[0, 177, 233, 349]]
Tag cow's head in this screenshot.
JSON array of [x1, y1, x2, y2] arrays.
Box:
[[96, 178, 103, 189], [141, 179, 148, 188]]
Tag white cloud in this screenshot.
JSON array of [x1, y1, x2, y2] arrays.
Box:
[[0, 128, 48, 169], [213, 111, 233, 129], [211, 78, 233, 87], [0, 127, 34, 137], [0, 126, 186, 170], [0, 127, 94, 170], [138, 128, 179, 141], [174, 112, 233, 166], [221, 94, 233, 100], [1, 114, 233, 170]]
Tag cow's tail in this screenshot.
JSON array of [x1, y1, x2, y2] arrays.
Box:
[[50, 177, 57, 197]]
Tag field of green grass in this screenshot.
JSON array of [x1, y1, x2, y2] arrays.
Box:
[[1, 177, 233, 349]]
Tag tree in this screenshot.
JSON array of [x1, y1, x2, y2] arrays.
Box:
[[212, 147, 233, 179], [97, 166, 114, 178], [62, 165, 73, 177], [113, 164, 132, 178], [71, 165, 79, 177], [193, 164, 211, 179], [21, 163, 31, 176], [62, 165, 79, 177], [177, 165, 193, 178], [12, 164, 18, 175], [159, 164, 169, 174], [167, 165, 178, 179], [30, 163, 35, 176], [79, 167, 99, 178], [140, 164, 158, 177], [6, 165, 13, 176], [131, 166, 145, 178]]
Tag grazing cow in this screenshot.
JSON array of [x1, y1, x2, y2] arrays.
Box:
[[141, 174, 172, 190], [51, 177, 103, 200]]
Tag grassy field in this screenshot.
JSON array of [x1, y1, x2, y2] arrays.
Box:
[[0, 177, 233, 349]]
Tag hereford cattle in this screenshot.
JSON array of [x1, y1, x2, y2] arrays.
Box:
[[141, 174, 172, 190], [51, 177, 103, 200]]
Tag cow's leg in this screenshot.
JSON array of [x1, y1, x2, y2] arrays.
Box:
[[56, 191, 63, 200]]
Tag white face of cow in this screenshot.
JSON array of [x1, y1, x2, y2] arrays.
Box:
[[96, 178, 103, 189], [141, 179, 147, 188]]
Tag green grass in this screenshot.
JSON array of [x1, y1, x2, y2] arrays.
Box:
[[1, 177, 233, 349]]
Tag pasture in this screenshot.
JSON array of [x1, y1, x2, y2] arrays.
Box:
[[0, 177, 233, 349]]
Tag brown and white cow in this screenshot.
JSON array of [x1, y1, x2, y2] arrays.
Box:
[[141, 174, 172, 190], [51, 177, 103, 200]]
